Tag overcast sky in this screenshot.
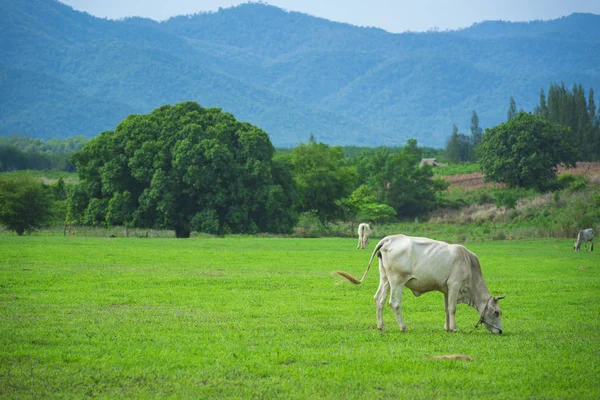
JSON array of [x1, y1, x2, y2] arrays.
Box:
[[59, 0, 600, 33]]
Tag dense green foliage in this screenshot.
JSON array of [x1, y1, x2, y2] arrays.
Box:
[[65, 103, 450, 236], [333, 139, 449, 221], [535, 83, 600, 161], [1, 236, 598, 398], [0, 174, 53, 235], [445, 123, 476, 163], [290, 141, 356, 225], [0, 134, 86, 171], [478, 112, 577, 189], [2, 0, 600, 146], [367, 140, 449, 215], [70, 102, 296, 237], [446, 83, 600, 163], [0, 134, 87, 153]]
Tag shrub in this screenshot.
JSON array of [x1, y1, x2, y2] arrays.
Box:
[[295, 211, 327, 237], [494, 191, 519, 210], [0, 175, 53, 235]]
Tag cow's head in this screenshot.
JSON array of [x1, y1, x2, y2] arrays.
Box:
[[574, 242, 580, 251], [482, 296, 505, 334]]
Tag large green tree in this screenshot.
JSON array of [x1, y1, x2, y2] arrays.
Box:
[[70, 102, 296, 237], [0, 175, 53, 235], [384, 140, 449, 216], [290, 140, 357, 225], [478, 112, 577, 189]]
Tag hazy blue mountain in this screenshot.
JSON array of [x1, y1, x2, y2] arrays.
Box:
[[2, 0, 599, 147]]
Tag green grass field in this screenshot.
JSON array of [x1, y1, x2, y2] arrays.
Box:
[[1, 236, 598, 399]]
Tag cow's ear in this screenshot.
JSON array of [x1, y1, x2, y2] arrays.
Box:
[[494, 296, 506, 301]]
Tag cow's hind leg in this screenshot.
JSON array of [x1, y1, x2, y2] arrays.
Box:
[[374, 258, 390, 330], [389, 283, 407, 332]]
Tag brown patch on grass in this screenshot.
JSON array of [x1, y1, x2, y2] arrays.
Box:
[[430, 354, 474, 361], [441, 172, 504, 191], [557, 162, 600, 176], [577, 266, 591, 270], [443, 162, 600, 191], [200, 271, 224, 277]]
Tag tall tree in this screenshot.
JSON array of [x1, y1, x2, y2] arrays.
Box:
[[588, 88, 597, 127], [445, 124, 461, 163], [507, 96, 517, 121], [574, 84, 590, 159], [470, 110, 483, 150], [445, 124, 473, 163], [534, 89, 549, 120]]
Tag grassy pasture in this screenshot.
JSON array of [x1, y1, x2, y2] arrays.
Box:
[[0, 236, 598, 399]]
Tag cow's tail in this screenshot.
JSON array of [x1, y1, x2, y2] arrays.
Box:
[[336, 240, 385, 285]]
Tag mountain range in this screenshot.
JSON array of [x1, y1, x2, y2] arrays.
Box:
[[2, 0, 600, 147]]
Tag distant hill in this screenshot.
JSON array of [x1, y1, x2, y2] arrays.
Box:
[[1, 0, 599, 147]]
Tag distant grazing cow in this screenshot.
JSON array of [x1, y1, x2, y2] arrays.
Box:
[[337, 234, 505, 334], [574, 228, 594, 252], [356, 223, 372, 249]]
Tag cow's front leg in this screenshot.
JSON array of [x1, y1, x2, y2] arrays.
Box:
[[445, 287, 459, 332], [443, 293, 450, 331], [374, 262, 390, 330], [389, 284, 407, 332]]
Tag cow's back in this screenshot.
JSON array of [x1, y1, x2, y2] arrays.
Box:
[[379, 235, 472, 293]]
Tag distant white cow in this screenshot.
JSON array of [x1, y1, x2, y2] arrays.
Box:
[[356, 223, 371, 249], [337, 234, 505, 334], [574, 228, 594, 252]]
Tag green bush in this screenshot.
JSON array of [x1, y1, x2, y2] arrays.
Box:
[[295, 211, 327, 237], [0, 175, 53, 235], [494, 191, 519, 209]]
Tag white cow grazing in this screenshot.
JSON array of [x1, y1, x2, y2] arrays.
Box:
[[337, 234, 505, 334], [356, 223, 372, 249], [574, 228, 594, 252]]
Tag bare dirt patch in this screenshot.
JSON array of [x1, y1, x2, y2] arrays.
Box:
[[441, 162, 600, 190], [429, 354, 474, 361], [441, 172, 503, 190]]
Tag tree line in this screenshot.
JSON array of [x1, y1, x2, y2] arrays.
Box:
[[63, 102, 451, 238], [446, 82, 600, 163], [0, 135, 87, 171], [0, 87, 590, 236], [0, 102, 451, 237]]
